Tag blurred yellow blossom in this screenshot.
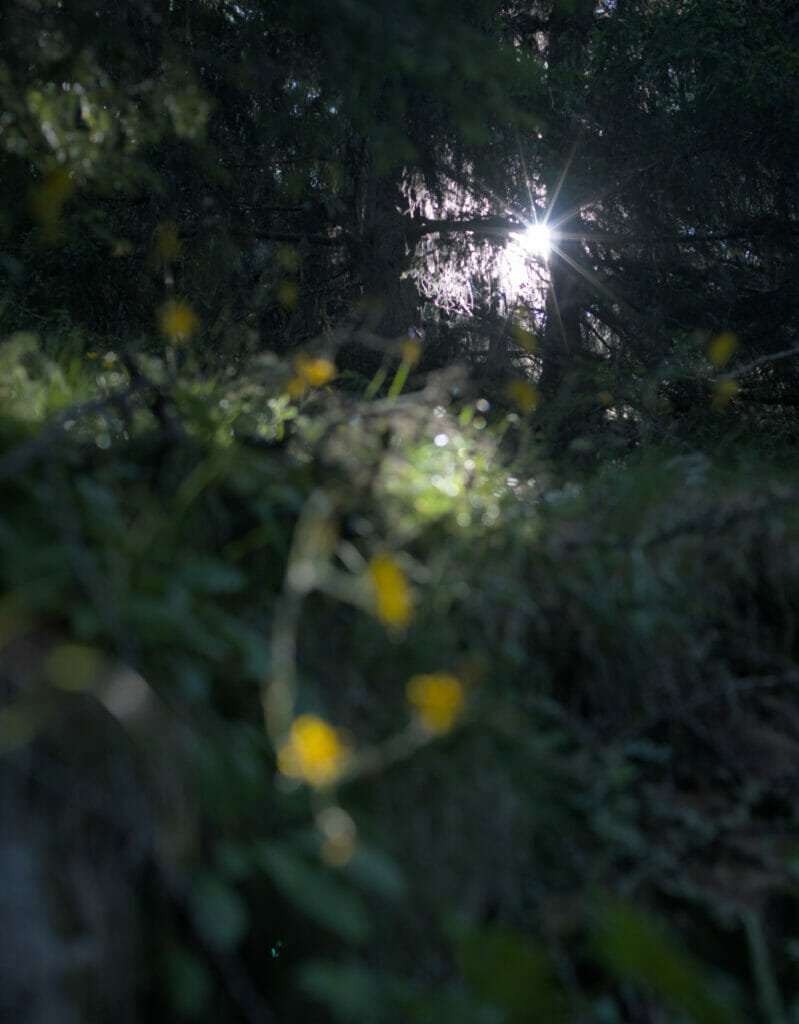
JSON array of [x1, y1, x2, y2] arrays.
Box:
[[406, 673, 465, 735], [277, 714, 352, 789], [712, 376, 739, 410], [152, 221, 181, 265], [297, 354, 336, 387], [597, 390, 613, 407], [707, 331, 738, 369], [276, 244, 301, 272], [511, 323, 537, 352], [158, 299, 200, 344], [506, 378, 539, 414], [368, 554, 413, 627], [286, 353, 337, 398], [286, 376, 307, 399], [275, 279, 299, 310]]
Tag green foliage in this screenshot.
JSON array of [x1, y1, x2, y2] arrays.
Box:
[[163, 940, 215, 1019], [188, 871, 250, 952], [456, 925, 571, 1022], [255, 841, 372, 945], [4, 335, 798, 1020], [591, 901, 745, 1024], [297, 959, 386, 1023]]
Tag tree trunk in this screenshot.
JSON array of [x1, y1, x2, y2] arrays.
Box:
[[539, 208, 585, 397], [357, 178, 418, 339]]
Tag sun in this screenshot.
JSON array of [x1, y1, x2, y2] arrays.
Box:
[[519, 221, 552, 261], [500, 218, 553, 298]]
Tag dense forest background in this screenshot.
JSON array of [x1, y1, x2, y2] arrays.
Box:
[[2, 0, 799, 1021]]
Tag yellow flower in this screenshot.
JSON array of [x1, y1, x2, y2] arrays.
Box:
[[368, 554, 413, 627], [286, 354, 337, 397], [276, 714, 352, 789], [295, 353, 337, 388], [406, 673, 465, 735], [712, 376, 739, 410], [506, 378, 539, 414], [707, 331, 738, 369], [158, 299, 200, 344]]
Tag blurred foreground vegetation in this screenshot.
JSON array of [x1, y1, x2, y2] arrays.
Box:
[[2, 1, 799, 1022]]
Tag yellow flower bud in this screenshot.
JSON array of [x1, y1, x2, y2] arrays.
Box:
[[406, 673, 465, 735], [368, 554, 414, 628], [277, 714, 352, 788]]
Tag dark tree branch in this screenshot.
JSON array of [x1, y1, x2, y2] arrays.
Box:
[[410, 216, 799, 248]]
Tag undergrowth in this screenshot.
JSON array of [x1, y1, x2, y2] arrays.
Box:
[[2, 332, 799, 1024]]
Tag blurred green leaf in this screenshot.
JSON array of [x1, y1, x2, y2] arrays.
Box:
[[213, 839, 253, 881], [163, 940, 214, 1019], [297, 958, 383, 1023], [405, 989, 503, 1024], [342, 842, 407, 902], [591, 900, 744, 1024], [456, 925, 570, 1023], [175, 558, 246, 595], [255, 841, 371, 944], [0, 698, 52, 755], [188, 871, 249, 952]]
